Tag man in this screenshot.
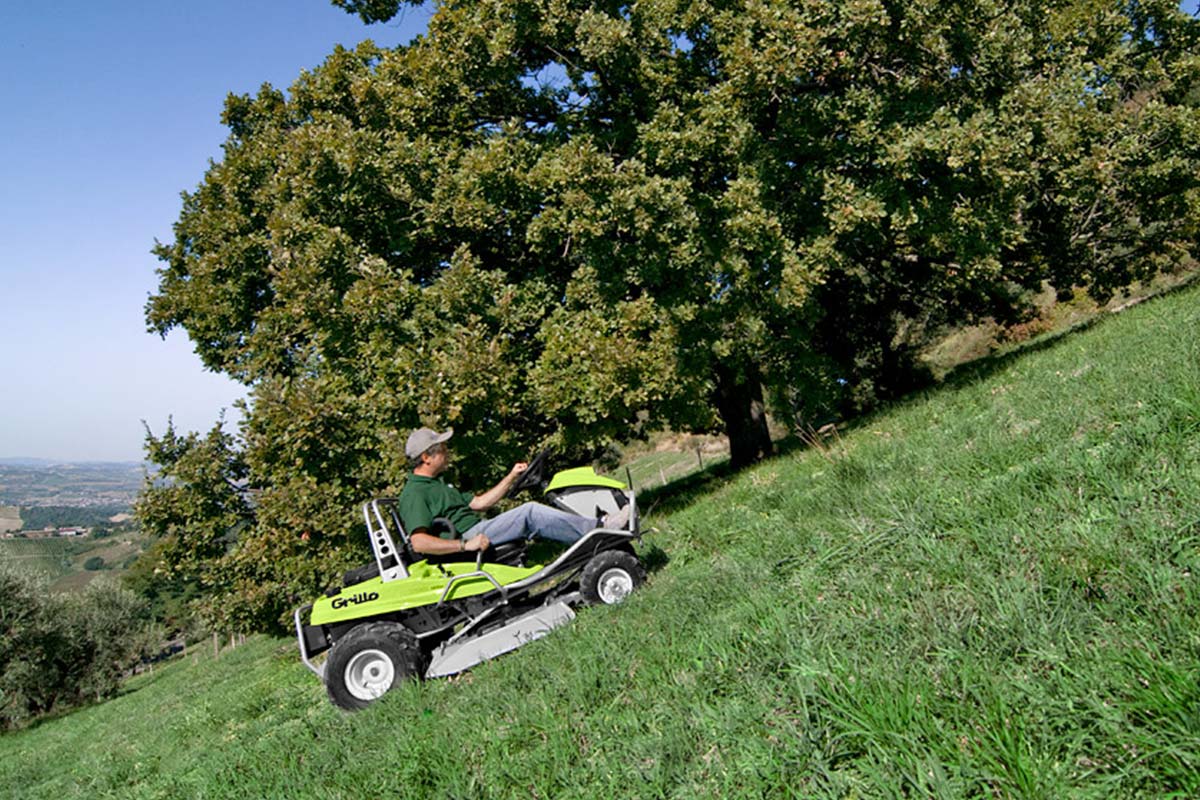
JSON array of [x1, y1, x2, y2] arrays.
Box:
[[398, 427, 631, 555]]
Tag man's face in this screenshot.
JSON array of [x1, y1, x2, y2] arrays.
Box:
[[423, 443, 450, 475]]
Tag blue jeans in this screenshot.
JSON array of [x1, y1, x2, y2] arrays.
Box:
[[465, 502, 593, 546]]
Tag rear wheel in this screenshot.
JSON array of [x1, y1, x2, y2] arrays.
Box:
[[325, 621, 422, 710], [580, 550, 646, 605]]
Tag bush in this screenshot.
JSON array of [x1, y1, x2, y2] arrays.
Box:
[[83, 556, 105, 571], [122, 539, 205, 636], [0, 564, 161, 729]]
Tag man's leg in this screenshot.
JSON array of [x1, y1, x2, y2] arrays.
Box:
[[466, 502, 593, 546]]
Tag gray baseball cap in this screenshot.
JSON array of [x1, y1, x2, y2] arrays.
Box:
[[405, 427, 454, 460]]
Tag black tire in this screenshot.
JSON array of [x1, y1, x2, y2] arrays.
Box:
[[580, 550, 646, 605], [324, 621, 423, 710]]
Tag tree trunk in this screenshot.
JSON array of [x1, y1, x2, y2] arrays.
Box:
[[713, 363, 773, 469]]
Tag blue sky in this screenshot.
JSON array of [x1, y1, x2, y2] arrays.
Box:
[[1, 2, 1195, 462], [0, 1, 429, 462]]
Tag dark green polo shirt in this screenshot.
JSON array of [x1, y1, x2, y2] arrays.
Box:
[[397, 473, 481, 538]]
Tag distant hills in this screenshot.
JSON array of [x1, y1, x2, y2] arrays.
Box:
[[0, 462, 150, 510], [0, 458, 61, 467], [0, 458, 144, 467]]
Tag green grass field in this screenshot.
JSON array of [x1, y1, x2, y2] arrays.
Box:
[[0, 538, 79, 579], [2, 283, 1198, 798], [0, 533, 148, 592]]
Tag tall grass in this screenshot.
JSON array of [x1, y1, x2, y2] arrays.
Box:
[[2, 284, 1198, 798]]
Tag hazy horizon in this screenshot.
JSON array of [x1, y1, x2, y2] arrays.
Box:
[[0, 457, 148, 466]]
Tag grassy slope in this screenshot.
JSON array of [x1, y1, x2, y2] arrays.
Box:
[[0, 533, 148, 592], [0, 538, 78, 579], [622, 447, 728, 491], [2, 284, 1198, 799]]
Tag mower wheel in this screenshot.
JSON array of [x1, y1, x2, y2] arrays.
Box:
[[580, 550, 646, 605], [324, 621, 422, 710]]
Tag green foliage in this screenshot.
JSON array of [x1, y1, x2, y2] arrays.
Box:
[[146, 0, 1200, 628], [0, 565, 161, 729], [133, 421, 260, 632], [4, 280, 1199, 795], [82, 556, 105, 572], [121, 538, 205, 636], [329, 0, 410, 24]]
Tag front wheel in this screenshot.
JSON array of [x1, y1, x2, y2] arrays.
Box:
[[580, 550, 646, 605], [324, 621, 422, 710]]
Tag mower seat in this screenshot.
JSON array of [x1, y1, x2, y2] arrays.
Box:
[[341, 561, 380, 587]]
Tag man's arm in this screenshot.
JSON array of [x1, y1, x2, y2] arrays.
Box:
[[468, 462, 528, 512], [410, 530, 490, 554], [399, 487, 480, 554]]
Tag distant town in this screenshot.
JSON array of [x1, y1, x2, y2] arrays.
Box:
[[0, 461, 145, 534], [1, 526, 92, 539], [0, 460, 145, 506]]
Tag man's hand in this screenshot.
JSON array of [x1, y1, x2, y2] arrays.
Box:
[[463, 534, 490, 552], [470, 462, 530, 512]]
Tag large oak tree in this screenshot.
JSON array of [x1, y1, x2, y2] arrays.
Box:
[[141, 0, 1199, 628]]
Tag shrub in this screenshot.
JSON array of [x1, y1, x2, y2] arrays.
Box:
[[0, 564, 161, 729], [83, 556, 105, 571]]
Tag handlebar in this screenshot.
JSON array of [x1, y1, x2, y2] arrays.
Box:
[[506, 448, 552, 497]]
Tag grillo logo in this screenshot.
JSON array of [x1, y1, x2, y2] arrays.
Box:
[[332, 591, 379, 610]]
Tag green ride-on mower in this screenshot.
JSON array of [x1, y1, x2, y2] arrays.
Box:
[[294, 451, 648, 710]]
